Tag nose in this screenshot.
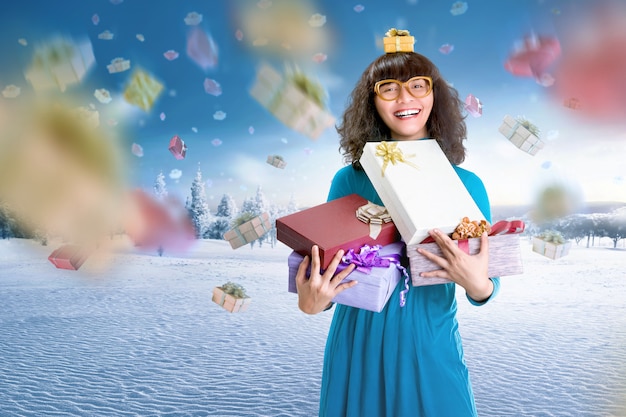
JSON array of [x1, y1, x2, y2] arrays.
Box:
[[396, 85, 414, 102]]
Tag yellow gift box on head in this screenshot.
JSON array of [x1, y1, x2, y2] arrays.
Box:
[[383, 28, 415, 53]]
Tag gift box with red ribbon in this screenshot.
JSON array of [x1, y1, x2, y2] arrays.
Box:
[[276, 194, 400, 270], [287, 242, 409, 312], [359, 139, 486, 246], [407, 220, 525, 286], [48, 245, 90, 271], [168, 135, 187, 160]]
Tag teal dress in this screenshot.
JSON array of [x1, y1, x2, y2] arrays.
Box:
[[319, 164, 500, 417]]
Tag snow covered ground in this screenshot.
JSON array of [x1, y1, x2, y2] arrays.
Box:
[[0, 237, 625, 416]]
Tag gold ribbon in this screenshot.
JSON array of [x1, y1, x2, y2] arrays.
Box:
[[385, 28, 411, 37], [375, 141, 419, 177], [356, 202, 392, 239]]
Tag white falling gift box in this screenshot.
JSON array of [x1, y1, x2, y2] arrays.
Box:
[[359, 139, 485, 246], [498, 115, 545, 156]]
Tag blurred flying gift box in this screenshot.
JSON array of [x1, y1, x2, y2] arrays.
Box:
[[277, 194, 400, 270], [123, 69, 164, 112], [223, 212, 271, 249], [359, 139, 485, 246], [212, 282, 251, 313], [267, 154, 286, 169], [499, 114, 545, 156], [532, 230, 572, 260], [464, 93, 483, 117], [25, 37, 95, 93], [249, 63, 335, 140], [563, 97, 582, 110], [383, 28, 415, 53], [48, 245, 90, 271], [408, 219, 525, 286], [168, 135, 187, 160], [107, 57, 131, 74], [287, 242, 408, 313]]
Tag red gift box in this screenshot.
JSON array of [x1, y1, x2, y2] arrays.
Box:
[[168, 135, 187, 160], [48, 245, 90, 270], [276, 194, 400, 270]]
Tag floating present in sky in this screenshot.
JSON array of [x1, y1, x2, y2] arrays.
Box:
[[106, 57, 130, 74], [98, 30, 114, 40], [2, 85, 21, 98], [212, 283, 251, 313], [131, 142, 143, 157], [211, 138, 222, 146], [504, 34, 561, 84], [123, 69, 164, 112], [24, 36, 96, 92], [92, 14, 99, 25], [72, 105, 100, 128], [224, 212, 271, 249], [312, 52, 327, 63], [169, 169, 182, 180], [159, 112, 166, 121], [353, 4, 364, 12], [213, 110, 226, 120], [439, 43, 454, 54], [450, 1, 468, 15], [48, 245, 90, 271], [267, 154, 286, 169], [163, 50, 179, 61], [464, 93, 482, 117], [563, 97, 581, 110], [93, 88, 112, 104], [499, 115, 545, 156], [186, 27, 218, 71], [235, 29, 244, 41], [184, 11, 202, 25], [308, 13, 326, 27], [203, 78, 222, 96], [18, 38, 28, 46], [168, 135, 187, 160], [191, 127, 198, 133], [248, 126, 254, 134], [136, 34, 145, 42]]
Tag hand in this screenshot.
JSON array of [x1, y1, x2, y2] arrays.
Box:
[[416, 229, 493, 302], [295, 245, 357, 314]]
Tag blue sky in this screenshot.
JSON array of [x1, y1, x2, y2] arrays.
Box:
[[1, 0, 624, 212]]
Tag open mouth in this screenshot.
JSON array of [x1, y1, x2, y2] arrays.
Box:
[[394, 109, 421, 118]]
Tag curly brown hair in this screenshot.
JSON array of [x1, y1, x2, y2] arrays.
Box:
[[337, 52, 467, 167]]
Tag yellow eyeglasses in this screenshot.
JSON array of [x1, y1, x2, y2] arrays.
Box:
[[374, 76, 433, 101]]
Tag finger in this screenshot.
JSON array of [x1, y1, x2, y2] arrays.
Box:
[[331, 262, 355, 282], [295, 255, 310, 287], [420, 268, 450, 280], [310, 245, 321, 277], [334, 278, 358, 294], [323, 248, 345, 279], [416, 246, 449, 270], [478, 232, 489, 256]]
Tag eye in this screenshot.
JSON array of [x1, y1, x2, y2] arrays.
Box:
[[379, 82, 399, 93]]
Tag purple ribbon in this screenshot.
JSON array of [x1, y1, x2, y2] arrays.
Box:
[[340, 245, 410, 308]]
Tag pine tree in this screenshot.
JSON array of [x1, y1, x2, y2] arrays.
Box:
[[153, 171, 168, 200], [287, 194, 299, 214], [188, 167, 212, 239], [216, 193, 238, 218]]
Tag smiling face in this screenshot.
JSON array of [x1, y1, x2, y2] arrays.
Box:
[[374, 79, 434, 141]]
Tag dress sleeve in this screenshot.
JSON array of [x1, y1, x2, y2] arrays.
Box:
[[458, 168, 501, 306]]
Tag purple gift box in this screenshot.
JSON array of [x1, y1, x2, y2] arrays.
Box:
[[287, 241, 407, 313]]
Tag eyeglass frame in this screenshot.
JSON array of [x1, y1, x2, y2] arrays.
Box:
[[373, 76, 434, 101]]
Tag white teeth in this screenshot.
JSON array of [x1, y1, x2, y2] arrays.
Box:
[[394, 109, 420, 117]]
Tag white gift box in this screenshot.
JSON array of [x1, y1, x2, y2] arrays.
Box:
[[25, 38, 95, 92], [359, 139, 485, 245], [107, 57, 131, 74], [532, 237, 572, 260], [499, 115, 545, 156], [249, 64, 335, 140]]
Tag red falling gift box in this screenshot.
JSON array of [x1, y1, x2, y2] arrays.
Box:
[[464, 93, 483, 117], [212, 286, 251, 313], [276, 194, 400, 270], [223, 212, 271, 249], [168, 135, 187, 160], [407, 220, 525, 286], [48, 245, 90, 270]]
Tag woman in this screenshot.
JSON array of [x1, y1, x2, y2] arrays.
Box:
[[294, 37, 498, 417]]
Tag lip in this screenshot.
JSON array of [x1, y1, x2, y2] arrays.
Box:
[[393, 108, 422, 118]]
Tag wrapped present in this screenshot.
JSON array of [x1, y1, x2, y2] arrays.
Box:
[[249, 63, 335, 140], [383, 28, 415, 53], [123, 69, 164, 112], [563, 97, 581, 110], [48, 245, 90, 271], [359, 139, 485, 246], [408, 219, 525, 286], [499, 115, 545, 156], [464, 93, 483, 117], [532, 230, 571, 259], [223, 212, 271, 249], [266, 154, 286, 169], [106, 57, 131, 74], [25, 37, 95, 92], [276, 194, 400, 270], [212, 282, 251, 313], [287, 242, 409, 312], [168, 135, 187, 160]]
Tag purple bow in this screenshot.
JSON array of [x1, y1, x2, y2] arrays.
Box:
[[340, 244, 410, 308]]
